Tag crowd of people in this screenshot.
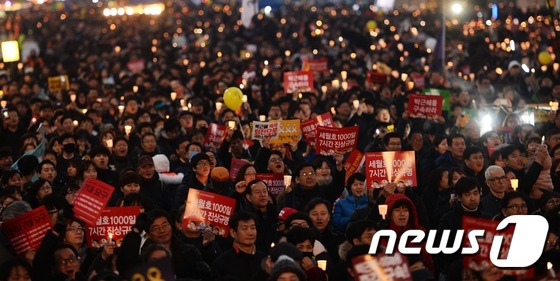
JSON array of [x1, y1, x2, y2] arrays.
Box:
[[0, 0, 559, 280]]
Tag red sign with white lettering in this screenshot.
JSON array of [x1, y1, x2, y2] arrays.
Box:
[[343, 150, 364, 185], [2, 206, 52, 256], [315, 126, 359, 156], [256, 173, 285, 196], [182, 189, 236, 237], [283, 71, 314, 94], [204, 123, 227, 147], [74, 179, 115, 226], [302, 58, 328, 73], [364, 151, 417, 188], [86, 206, 141, 248], [407, 94, 443, 118], [300, 112, 334, 146]]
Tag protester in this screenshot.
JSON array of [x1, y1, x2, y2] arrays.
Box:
[[1, 1, 559, 279]]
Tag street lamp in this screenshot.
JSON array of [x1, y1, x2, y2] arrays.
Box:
[[451, 3, 463, 15]]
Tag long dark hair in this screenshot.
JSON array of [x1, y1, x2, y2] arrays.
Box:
[[234, 163, 255, 184]]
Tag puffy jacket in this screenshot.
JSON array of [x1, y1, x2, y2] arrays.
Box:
[[332, 194, 369, 232]]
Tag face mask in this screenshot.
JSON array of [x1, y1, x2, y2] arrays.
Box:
[[189, 151, 199, 161], [63, 143, 76, 153]]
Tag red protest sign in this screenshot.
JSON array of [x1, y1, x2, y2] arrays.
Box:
[[182, 189, 236, 237], [343, 150, 364, 185], [352, 253, 412, 281], [462, 217, 532, 277], [73, 179, 115, 226], [408, 94, 443, 118], [302, 58, 328, 73], [2, 206, 52, 256], [300, 112, 334, 146], [366, 70, 387, 84], [316, 126, 359, 156], [364, 151, 417, 189], [230, 158, 250, 181], [85, 206, 140, 248], [283, 71, 314, 94], [204, 123, 227, 147], [256, 173, 285, 196]]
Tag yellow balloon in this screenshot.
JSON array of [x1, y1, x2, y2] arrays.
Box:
[[223, 87, 243, 110], [538, 51, 552, 65], [366, 20, 377, 31]]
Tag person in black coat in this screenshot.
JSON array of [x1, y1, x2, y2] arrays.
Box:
[[435, 177, 491, 278], [90, 146, 118, 188], [211, 211, 267, 281], [242, 179, 279, 253], [137, 156, 173, 212], [117, 209, 211, 281], [284, 152, 345, 211], [304, 198, 344, 265], [174, 153, 212, 209], [174, 205, 222, 265]]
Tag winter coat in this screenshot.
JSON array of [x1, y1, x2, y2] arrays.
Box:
[[332, 194, 369, 232]]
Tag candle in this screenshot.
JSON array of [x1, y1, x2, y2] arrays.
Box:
[[82, 109, 87, 114], [284, 175, 292, 187], [341, 81, 348, 91], [216, 102, 223, 111], [332, 79, 340, 89], [118, 105, 124, 114], [96, 98, 102, 103], [108, 232, 113, 241], [70, 94, 76, 102], [259, 115, 266, 122], [550, 102, 558, 112], [341, 71, 347, 81], [31, 117, 37, 124], [510, 179, 518, 191], [106, 139, 113, 148], [542, 136, 546, 145], [378, 204, 388, 220], [188, 102, 192, 109], [353, 100, 360, 110], [330, 107, 336, 115], [270, 242, 275, 248], [321, 85, 327, 93], [548, 262, 556, 278], [124, 125, 132, 135], [73, 120, 79, 127], [227, 121, 236, 130], [317, 260, 327, 271], [170, 92, 177, 101], [133, 85, 139, 93], [1, 100, 7, 108], [242, 95, 248, 103]]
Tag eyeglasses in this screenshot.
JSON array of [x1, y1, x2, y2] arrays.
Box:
[[489, 176, 507, 183], [58, 256, 78, 266], [196, 161, 210, 167], [506, 204, 528, 211], [150, 223, 171, 233], [269, 158, 283, 163], [40, 184, 52, 192], [300, 171, 315, 177], [66, 227, 85, 233], [546, 238, 558, 247]]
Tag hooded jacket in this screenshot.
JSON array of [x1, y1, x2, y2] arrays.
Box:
[[332, 194, 369, 232], [384, 194, 434, 271]]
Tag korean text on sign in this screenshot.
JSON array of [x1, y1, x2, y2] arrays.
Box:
[[364, 151, 417, 189], [256, 173, 285, 196], [315, 126, 358, 156], [283, 71, 314, 94], [2, 206, 52, 256], [204, 123, 228, 147], [73, 178, 115, 226], [300, 112, 334, 145], [269, 119, 301, 144], [407, 94, 443, 118], [183, 189, 236, 237], [86, 206, 141, 248]]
